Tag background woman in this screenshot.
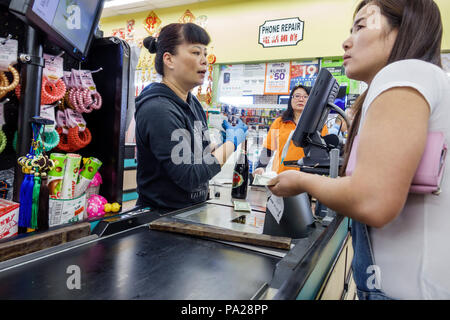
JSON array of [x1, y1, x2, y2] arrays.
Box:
[[269, 0, 450, 299], [254, 85, 328, 174]]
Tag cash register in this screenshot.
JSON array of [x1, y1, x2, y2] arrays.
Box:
[[263, 68, 350, 238]]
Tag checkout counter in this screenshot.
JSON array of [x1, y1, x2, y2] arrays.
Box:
[[0, 181, 353, 300]]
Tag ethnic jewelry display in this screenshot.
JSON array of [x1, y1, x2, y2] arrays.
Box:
[[18, 120, 54, 231]]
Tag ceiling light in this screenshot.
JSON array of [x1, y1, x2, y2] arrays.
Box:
[[104, 0, 147, 9]]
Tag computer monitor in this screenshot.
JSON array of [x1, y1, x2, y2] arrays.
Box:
[[9, 0, 105, 60], [291, 68, 347, 173]]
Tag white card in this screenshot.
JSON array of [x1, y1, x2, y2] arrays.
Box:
[[40, 105, 56, 132], [266, 194, 284, 224], [0, 38, 18, 71], [43, 54, 64, 81]]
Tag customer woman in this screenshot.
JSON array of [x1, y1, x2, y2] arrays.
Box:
[[254, 85, 328, 174], [135, 23, 246, 211], [269, 0, 450, 299]]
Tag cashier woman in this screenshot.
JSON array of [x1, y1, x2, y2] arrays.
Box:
[[135, 23, 247, 211]]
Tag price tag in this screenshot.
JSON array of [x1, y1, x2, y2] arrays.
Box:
[[65, 109, 86, 132], [56, 110, 68, 134], [0, 38, 18, 71], [43, 54, 64, 82], [71, 69, 83, 89], [266, 194, 284, 224], [81, 71, 97, 93], [63, 71, 72, 88], [40, 105, 56, 132]]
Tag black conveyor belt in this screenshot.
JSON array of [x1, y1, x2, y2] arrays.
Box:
[[0, 224, 280, 300]]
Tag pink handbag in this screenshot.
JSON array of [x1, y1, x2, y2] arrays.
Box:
[[345, 132, 447, 195]]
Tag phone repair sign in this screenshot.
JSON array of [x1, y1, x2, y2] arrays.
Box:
[[259, 17, 304, 48]]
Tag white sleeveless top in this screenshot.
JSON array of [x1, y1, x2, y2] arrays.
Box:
[[357, 59, 450, 299]]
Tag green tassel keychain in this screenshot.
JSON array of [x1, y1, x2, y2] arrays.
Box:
[[31, 172, 41, 230]]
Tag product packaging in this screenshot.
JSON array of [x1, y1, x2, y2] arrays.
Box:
[[0, 199, 20, 240], [47, 153, 67, 199], [60, 153, 81, 199], [74, 157, 102, 198], [48, 194, 86, 227]]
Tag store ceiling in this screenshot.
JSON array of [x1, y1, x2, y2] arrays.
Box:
[[102, 0, 216, 18]]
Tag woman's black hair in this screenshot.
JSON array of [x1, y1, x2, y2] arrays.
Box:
[[143, 23, 211, 76], [281, 84, 311, 121]]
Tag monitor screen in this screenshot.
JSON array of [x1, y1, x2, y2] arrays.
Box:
[[291, 68, 339, 148], [10, 0, 104, 60]]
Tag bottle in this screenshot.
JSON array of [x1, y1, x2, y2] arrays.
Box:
[[231, 139, 249, 199]]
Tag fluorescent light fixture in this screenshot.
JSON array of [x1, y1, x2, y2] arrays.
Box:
[[104, 0, 147, 8], [219, 96, 253, 106]]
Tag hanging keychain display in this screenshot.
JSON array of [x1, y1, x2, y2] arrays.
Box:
[[17, 119, 54, 231]]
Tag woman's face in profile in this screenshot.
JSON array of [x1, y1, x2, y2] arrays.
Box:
[[342, 3, 398, 83], [169, 41, 208, 89], [291, 88, 309, 114]]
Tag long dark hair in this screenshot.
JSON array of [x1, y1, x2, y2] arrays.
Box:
[[341, 0, 443, 175], [281, 85, 311, 121], [143, 23, 210, 76]]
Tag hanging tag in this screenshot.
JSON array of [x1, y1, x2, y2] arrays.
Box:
[[40, 105, 56, 132], [56, 110, 68, 134], [43, 54, 64, 82], [0, 38, 18, 71], [81, 71, 97, 93], [266, 194, 284, 224], [71, 69, 83, 89], [63, 71, 72, 88], [65, 109, 86, 132], [0, 102, 5, 126]]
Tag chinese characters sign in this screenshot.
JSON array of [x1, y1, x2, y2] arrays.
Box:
[[259, 18, 304, 48]]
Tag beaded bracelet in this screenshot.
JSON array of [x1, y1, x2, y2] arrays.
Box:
[[0, 65, 20, 98], [69, 88, 89, 113], [15, 76, 66, 105], [0, 129, 6, 154], [56, 126, 92, 152], [42, 129, 60, 151], [88, 91, 102, 110], [67, 126, 92, 149], [63, 91, 74, 110], [41, 77, 66, 105], [55, 127, 71, 152], [0, 73, 9, 99], [68, 87, 102, 113]]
